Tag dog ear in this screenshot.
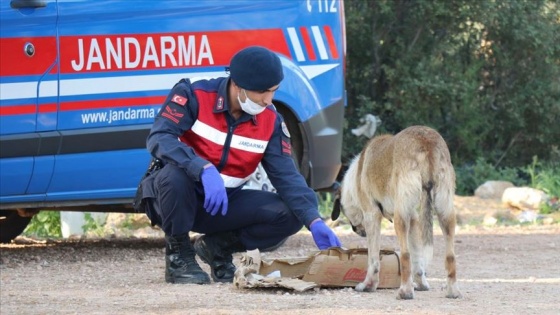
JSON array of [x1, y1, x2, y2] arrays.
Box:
[[332, 196, 341, 221]]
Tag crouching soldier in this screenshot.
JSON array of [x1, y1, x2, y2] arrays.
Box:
[[136, 46, 341, 284]]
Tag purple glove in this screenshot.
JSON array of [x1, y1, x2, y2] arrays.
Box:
[[310, 219, 342, 250], [200, 165, 228, 216]]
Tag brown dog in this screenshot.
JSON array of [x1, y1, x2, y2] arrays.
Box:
[[332, 125, 462, 299]]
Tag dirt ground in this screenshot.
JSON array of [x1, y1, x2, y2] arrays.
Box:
[[1, 196, 559, 315]]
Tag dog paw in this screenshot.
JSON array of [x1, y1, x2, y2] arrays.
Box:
[[355, 279, 378, 292], [445, 286, 463, 299], [413, 273, 430, 291], [355, 283, 367, 292], [396, 287, 414, 300], [414, 281, 430, 291]]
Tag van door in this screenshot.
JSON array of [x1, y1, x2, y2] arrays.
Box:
[[0, 0, 58, 202], [46, 1, 161, 202]]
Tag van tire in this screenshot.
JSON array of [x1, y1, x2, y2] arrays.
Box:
[[0, 210, 32, 243]]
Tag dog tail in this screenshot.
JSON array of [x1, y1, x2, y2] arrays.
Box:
[[413, 178, 434, 269], [421, 180, 435, 252], [421, 135, 456, 263]]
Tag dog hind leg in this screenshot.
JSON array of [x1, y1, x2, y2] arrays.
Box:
[[411, 183, 434, 291], [355, 211, 382, 292], [394, 211, 414, 300], [434, 185, 463, 299], [409, 215, 431, 291]]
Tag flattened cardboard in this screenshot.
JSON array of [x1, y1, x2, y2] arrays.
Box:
[[258, 255, 313, 279], [234, 247, 400, 292], [302, 247, 401, 289], [233, 249, 318, 292]]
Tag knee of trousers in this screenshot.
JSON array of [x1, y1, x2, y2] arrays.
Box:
[[241, 219, 303, 251], [155, 164, 197, 194], [154, 164, 200, 235], [275, 204, 303, 234]]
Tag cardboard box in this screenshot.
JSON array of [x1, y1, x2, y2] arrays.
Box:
[[234, 247, 401, 292], [302, 247, 401, 288]]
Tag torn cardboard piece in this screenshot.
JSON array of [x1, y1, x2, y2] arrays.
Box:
[[234, 247, 400, 292], [233, 248, 317, 292]]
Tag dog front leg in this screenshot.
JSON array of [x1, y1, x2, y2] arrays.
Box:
[[355, 212, 382, 292]]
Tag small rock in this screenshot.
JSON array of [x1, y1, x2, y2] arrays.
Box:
[[502, 187, 548, 210], [483, 215, 498, 226], [475, 181, 514, 199]]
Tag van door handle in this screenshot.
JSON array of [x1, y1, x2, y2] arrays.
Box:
[[10, 0, 47, 9]]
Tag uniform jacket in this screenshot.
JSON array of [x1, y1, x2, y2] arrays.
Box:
[[144, 77, 321, 227]]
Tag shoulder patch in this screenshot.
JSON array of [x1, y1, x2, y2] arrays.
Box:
[[161, 105, 184, 124], [281, 121, 291, 138], [282, 140, 292, 156], [172, 94, 187, 106]]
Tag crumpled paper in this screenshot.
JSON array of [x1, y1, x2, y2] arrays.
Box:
[[233, 249, 317, 292]]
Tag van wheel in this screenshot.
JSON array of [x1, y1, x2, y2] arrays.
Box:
[[0, 210, 32, 243]]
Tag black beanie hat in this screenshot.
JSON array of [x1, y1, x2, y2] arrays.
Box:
[[229, 46, 284, 91]]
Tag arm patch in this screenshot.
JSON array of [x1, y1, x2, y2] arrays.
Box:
[[281, 139, 292, 156], [171, 94, 187, 106], [161, 105, 185, 124]]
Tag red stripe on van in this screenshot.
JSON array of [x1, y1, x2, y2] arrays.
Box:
[[0, 96, 164, 116], [299, 27, 317, 61], [0, 105, 36, 116], [59, 96, 165, 111], [0, 37, 57, 77], [59, 29, 291, 73], [323, 26, 339, 59], [39, 103, 58, 113]]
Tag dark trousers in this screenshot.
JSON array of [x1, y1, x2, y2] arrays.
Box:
[[145, 163, 303, 250]]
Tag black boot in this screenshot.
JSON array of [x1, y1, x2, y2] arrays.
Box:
[[194, 232, 245, 283], [165, 233, 211, 284]]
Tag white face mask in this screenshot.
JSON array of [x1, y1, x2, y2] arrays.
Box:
[[238, 90, 266, 115]]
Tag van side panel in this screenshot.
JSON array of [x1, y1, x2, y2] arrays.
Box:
[[0, 0, 58, 199], [2, 0, 345, 206]]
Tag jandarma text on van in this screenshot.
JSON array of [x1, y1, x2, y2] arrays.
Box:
[[81, 108, 157, 124]]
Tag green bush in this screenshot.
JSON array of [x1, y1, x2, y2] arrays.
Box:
[[525, 156, 560, 213], [455, 157, 525, 195], [317, 192, 335, 219], [541, 198, 560, 214], [23, 211, 62, 238], [343, 0, 560, 168], [526, 157, 560, 197], [454, 155, 560, 214], [82, 213, 106, 237]]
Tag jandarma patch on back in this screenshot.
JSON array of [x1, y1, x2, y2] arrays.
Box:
[[171, 94, 187, 106]]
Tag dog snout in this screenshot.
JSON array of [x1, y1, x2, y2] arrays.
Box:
[[352, 224, 367, 237]]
